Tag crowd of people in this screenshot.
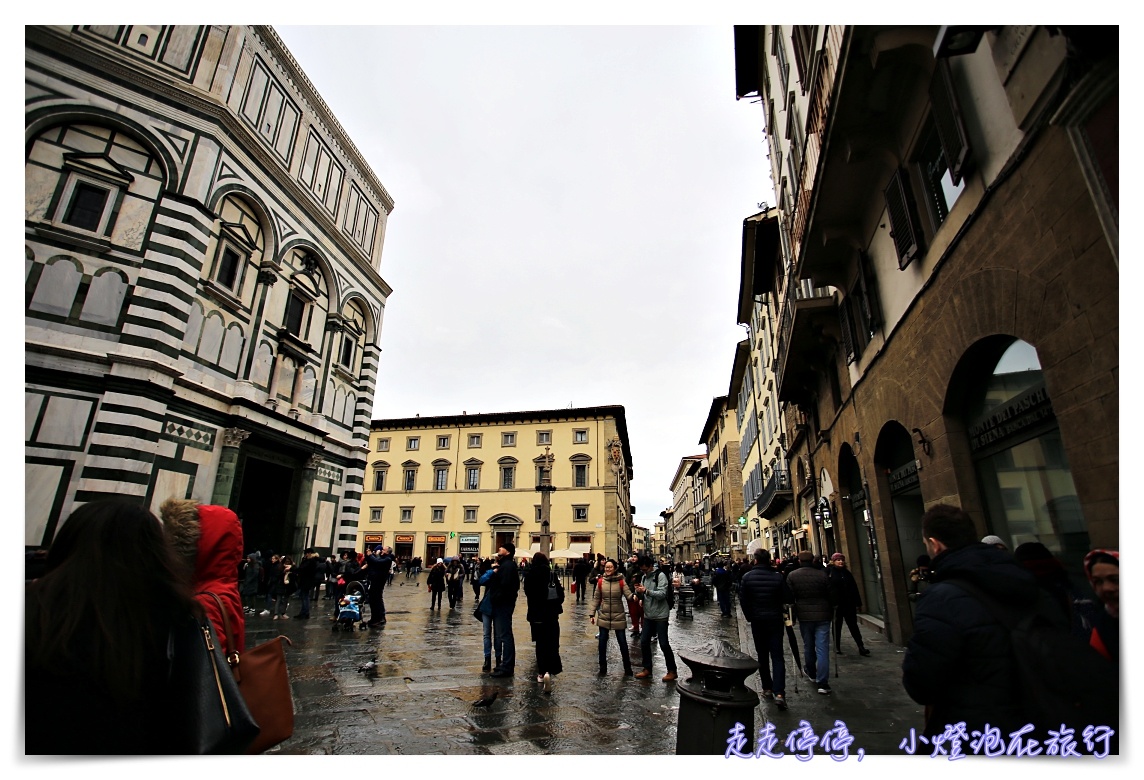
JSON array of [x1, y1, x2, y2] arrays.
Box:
[[25, 497, 1119, 754]]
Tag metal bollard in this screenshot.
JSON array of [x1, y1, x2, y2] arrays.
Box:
[[675, 639, 760, 755]]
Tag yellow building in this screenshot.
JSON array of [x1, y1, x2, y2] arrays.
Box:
[[361, 406, 634, 563]]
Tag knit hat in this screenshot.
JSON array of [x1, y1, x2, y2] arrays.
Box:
[[981, 535, 1006, 547], [830, 553, 845, 561]]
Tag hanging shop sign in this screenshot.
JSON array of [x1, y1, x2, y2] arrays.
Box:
[[395, 535, 415, 544], [888, 461, 920, 495], [427, 535, 447, 544]]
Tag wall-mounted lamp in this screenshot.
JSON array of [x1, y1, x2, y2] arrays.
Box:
[[912, 428, 932, 457]]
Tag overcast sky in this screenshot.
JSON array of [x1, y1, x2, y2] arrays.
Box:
[[276, 26, 773, 529]]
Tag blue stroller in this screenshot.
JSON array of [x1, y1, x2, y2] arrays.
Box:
[[334, 581, 369, 631]]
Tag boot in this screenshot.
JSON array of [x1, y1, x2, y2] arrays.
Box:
[[623, 664, 633, 677], [482, 657, 491, 673], [598, 664, 608, 677]]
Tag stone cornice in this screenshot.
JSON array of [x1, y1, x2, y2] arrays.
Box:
[[25, 26, 394, 300]]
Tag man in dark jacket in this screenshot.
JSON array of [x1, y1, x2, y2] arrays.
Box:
[[787, 550, 834, 694], [489, 542, 520, 677], [739, 549, 794, 709], [294, 548, 320, 618], [363, 545, 395, 627], [902, 504, 1039, 738], [573, 557, 591, 602], [828, 553, 870, 656]]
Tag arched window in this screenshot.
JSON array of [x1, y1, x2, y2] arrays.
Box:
[[961, 338, 1089, 577]]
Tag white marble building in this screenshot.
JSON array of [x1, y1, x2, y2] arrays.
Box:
[[25, 26, 394, 554]]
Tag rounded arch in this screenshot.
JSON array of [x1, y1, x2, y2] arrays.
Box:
[[25, 106, 176, 189], [278, 239, 337, 308], [207, 184, 278, 258], [873, 419, 925, 639], [339, 291, 377, 344]]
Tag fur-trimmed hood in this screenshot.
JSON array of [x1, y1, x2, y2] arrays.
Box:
[[159, 498, 246, 654]]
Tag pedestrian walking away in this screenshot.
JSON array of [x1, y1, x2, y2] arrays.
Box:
[[739, 548, 792, 709], [633, 554, 677, 682], [787, 550, 833, 693], [523, 552, 563, 692], [828, 553, 870, 656], [591, 559, 635, 676], [476, 558, 499, 673]]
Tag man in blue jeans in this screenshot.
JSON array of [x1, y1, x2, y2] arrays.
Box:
[[634, 555, 678, 682], [489, 541, 519, 677], [786, 550, 834, 694]]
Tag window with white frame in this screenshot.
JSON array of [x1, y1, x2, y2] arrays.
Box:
[[58, 177, 114, 233], [464, 507, 478, 523], [573, 429, 588, 444], [573, 505, 589, 522], [437, 435, 450, 449], [400, 507, 413, 523], [537, 430, 552, 445], [407, 436, 420, 451], [432, 507, 445, 523], [377, 438, 390, 451], [468, 434, 482, 448], [502, 432, 516, 447], [369, 507, 382, 524]]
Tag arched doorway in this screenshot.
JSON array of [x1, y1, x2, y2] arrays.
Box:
[[488, 514, 523, 556], [838, 444, 884, 621], [950, 337, 1090, 579], [874, 421, 925, 634]]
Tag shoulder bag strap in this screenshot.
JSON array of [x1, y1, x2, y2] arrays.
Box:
[[197, 590, 238, 666]]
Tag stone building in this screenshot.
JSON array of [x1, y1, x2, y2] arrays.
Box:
[[667, 455, 705, 562], [733, 25, 1117, 643], [698, 395, 745, 557], [25, 26, 393, 555], [363, 406, 634, 562]]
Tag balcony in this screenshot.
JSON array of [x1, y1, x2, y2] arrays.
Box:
[[757, 468, 793, 519], [775, 265, 837, 404]]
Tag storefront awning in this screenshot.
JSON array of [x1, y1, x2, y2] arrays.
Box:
[[545, 542, 592, 559]]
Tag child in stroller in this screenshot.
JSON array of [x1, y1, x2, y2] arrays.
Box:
[[333, 580, 369, 631]]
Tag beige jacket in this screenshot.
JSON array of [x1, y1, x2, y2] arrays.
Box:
[[592, 573, 635, 630]]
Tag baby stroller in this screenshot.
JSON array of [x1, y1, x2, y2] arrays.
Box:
[[333, 581, 369, 631], [689, 577, 710, 608]]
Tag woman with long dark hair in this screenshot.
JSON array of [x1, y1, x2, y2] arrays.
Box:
[[523, 552, 563, 693], [590, 558, 635, 676], [25, 500, 195, 754]]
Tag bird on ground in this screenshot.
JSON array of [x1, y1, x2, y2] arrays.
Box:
[[471, 691, 499, 708], [357, 660, 379, 674]]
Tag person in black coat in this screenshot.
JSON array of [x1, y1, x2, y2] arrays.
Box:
[[902, 504, 1040, 738], [827, 552, 869, 655], [572, 557, 591, 602], [739, 549, 794, 709], [523, 552, 563, 691], [489, 542, 520, 677], [294, 549, 319, 619], [363, 545, 394, 626]]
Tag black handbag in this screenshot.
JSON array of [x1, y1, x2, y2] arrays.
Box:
[[168, 611, 260, 754], [548, 574, 565, 614]]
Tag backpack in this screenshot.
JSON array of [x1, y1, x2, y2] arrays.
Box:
[[656, 568, 675, 610], [949, 579, 1119, 737]]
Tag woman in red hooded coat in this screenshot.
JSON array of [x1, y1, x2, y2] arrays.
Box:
[[161, 498, 246, 655]]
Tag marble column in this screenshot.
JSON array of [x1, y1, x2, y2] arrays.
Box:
[[211, 427, 251, 506], [291, 452, 322, 553]]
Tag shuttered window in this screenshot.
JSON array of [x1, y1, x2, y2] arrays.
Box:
[[884, 168, 922, 269], [929, 59, 972, 186]]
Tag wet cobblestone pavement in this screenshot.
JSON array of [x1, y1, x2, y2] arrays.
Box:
[[249, 577, 921, 756]]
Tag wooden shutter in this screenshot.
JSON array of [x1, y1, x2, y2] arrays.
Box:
[[884, 168, 921, 269], [838, 296, 857, 365], [856, 251, 882, 337], [929, 59, 972, 186]]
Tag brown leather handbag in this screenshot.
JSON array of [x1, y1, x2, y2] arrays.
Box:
[[201, 592, 295, 754]]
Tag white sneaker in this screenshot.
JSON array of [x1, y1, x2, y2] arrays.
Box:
[[259, 609, 270, 616], [542, 673, 552, 694]]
